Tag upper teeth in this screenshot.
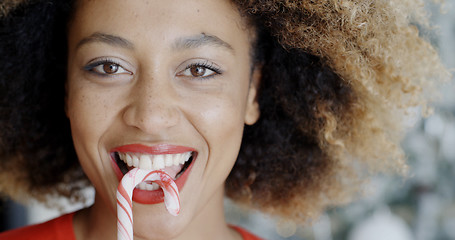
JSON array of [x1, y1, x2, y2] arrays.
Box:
[[117, 152, 192, 171]]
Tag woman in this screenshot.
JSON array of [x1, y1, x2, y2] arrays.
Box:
[[0, 0, 448, 239]]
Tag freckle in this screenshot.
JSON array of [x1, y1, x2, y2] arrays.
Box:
[[197, 9, 200, 13]]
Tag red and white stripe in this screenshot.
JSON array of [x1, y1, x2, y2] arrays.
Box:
[[117, 168, 180, 240]]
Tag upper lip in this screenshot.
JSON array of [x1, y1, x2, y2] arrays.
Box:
[[110, 143, 197, 155]]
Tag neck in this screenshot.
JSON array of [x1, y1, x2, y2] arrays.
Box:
[[73, 193, 117, 240], [171, 187, 241, 240], [73, 187, 242, 240]]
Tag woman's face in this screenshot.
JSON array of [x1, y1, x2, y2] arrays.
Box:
[[66, 0, 259, 238]]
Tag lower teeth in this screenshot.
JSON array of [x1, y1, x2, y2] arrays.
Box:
[[136, 182, 160, 191]]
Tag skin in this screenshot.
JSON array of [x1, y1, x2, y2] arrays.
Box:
[[66, 0, 260, 239]]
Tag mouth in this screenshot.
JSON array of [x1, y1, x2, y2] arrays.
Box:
[[110, 144, 197, 204]]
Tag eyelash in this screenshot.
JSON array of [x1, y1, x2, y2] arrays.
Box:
[[187, 62, 222, 74], [83, 58, 128, 76], [183, 61, 222, 79]]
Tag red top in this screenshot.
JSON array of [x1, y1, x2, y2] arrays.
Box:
[[230, 225, 264, 240], [0, 212, 76, 240], [0, 212, 263, 240]]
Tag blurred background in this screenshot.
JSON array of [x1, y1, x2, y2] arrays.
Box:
[[1, 1, 455, 239]]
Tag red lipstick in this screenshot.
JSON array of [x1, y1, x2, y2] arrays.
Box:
[[112, 144, 195, 155], [110, 144, 196, 204]]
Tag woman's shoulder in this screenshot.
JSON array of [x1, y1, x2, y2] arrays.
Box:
[[231, 225, 264, 240], [0, 212, 76, 240]]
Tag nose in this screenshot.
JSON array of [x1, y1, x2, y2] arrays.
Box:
[[122, 75, 180, 134]]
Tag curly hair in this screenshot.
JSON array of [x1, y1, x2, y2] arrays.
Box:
[[226, 0, 450, 220], [0, 0, 449, 222]]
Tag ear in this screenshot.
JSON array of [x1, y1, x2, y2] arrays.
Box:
[[244, 67, 261, 125]]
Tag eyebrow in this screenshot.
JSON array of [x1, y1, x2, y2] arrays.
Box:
[[76, 32, 234, 54], [172, 33, 234, 54], [76, 32, 134, 50]]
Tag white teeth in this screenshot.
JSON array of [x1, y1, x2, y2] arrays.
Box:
[[154, 155, 165, 170], [173, 155, 180, 165], [136, 182, 160, 191], [164, 155, 173, 167], [117, 151, 192, 171], [139, 155, 152, 169], [182, 152, 191, 164], [126, 154, 133, 167], [180, 153, 187, 164], [137, 182, 147, 190], [133, 155, 139, 167], [148, 183, 159, 191]]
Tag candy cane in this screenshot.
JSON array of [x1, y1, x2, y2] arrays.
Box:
[[117, 168, 180, 240]]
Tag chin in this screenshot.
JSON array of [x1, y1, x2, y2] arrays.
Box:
[[132, 209, 189, 240]]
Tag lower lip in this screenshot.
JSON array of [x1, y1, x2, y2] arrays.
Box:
[[111, 154, 196, 205], [133, 159, 194, 204]]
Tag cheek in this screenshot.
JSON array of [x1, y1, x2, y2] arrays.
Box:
[[66, 84, 115, 162], [68, 92, 101, 141], [193, 93, 247, 173], [66, 85, 120, 200], [191, 79, 250, 138], [194, 89, 246, 139], [67, 81, 117, 132]]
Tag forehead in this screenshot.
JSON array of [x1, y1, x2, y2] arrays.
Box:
[[68, 0, 253, 53]]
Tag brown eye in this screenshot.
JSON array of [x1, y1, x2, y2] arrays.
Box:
[[103, 63, 119, 74], [85, 60, 131, 76], [190, 66, 206, 77], [178, 63, 220, 79]]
